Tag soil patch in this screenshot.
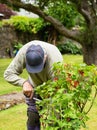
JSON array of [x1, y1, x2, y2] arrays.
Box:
[[0, 92, 25, 111]]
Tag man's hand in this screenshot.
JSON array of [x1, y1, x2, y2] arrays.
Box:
[[23, 81, 34, 99]]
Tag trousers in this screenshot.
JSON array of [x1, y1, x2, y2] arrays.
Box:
[[26, 95, 41, 130], [27, 126, 40, 130], [27, 111, 40, 130]]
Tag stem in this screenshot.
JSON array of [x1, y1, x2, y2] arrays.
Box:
[[81, 99, 88, 113], [60, 104, 62, 130], [85, 87, 97, 114]]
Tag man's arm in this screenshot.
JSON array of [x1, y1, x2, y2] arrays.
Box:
[[4, 47, 27, 87]]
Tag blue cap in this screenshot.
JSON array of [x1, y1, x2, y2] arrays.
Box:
[[26, 45, 44, 73]]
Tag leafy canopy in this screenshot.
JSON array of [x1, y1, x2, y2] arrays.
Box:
[[33, 0, 80, 28]]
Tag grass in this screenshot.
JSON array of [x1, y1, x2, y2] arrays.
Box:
[[0, 55, 97, 130], [63, 54, 83, 64], [0, 103, 27, 130]]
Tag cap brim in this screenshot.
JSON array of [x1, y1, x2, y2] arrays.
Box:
[[26, 62, 44, 73]]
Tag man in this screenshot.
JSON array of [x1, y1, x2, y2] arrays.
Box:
[[4, 40, 63, 130]]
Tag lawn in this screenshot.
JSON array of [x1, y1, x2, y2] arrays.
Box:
[[0, 55, 97, 130], [0, 103, 27, 130], [63, 54, 83, 64]]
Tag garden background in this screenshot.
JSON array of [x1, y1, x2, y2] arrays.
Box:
[[0, 0, 97, 129]]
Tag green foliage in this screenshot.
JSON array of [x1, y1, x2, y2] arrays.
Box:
[[47, 1, 78, 28], [36, 0, 79, 28], [14, 42, 23, 50], [57, 41, 82, 54], [35, 0, 86, 29], [13, 42, 23, 55], [36, 62, 97, 130], [2, 15, 44, 33]]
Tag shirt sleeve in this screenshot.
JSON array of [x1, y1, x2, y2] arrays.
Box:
[[4, 47, 27, 87]]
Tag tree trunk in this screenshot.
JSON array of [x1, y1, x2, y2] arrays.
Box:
[[47, 27, 57, 45], [82, 42, 97, 65]]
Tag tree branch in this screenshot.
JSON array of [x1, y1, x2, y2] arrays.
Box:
[[80, 9, 93, 25], [70, 0, 93, 26], [90, 0, 97, 19]]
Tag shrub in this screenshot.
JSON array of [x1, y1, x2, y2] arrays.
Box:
[[57, 41, 82, 55], [13, 42, 23, 56], [2, 15, 44, 33], [36, 62, 97, 130]]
